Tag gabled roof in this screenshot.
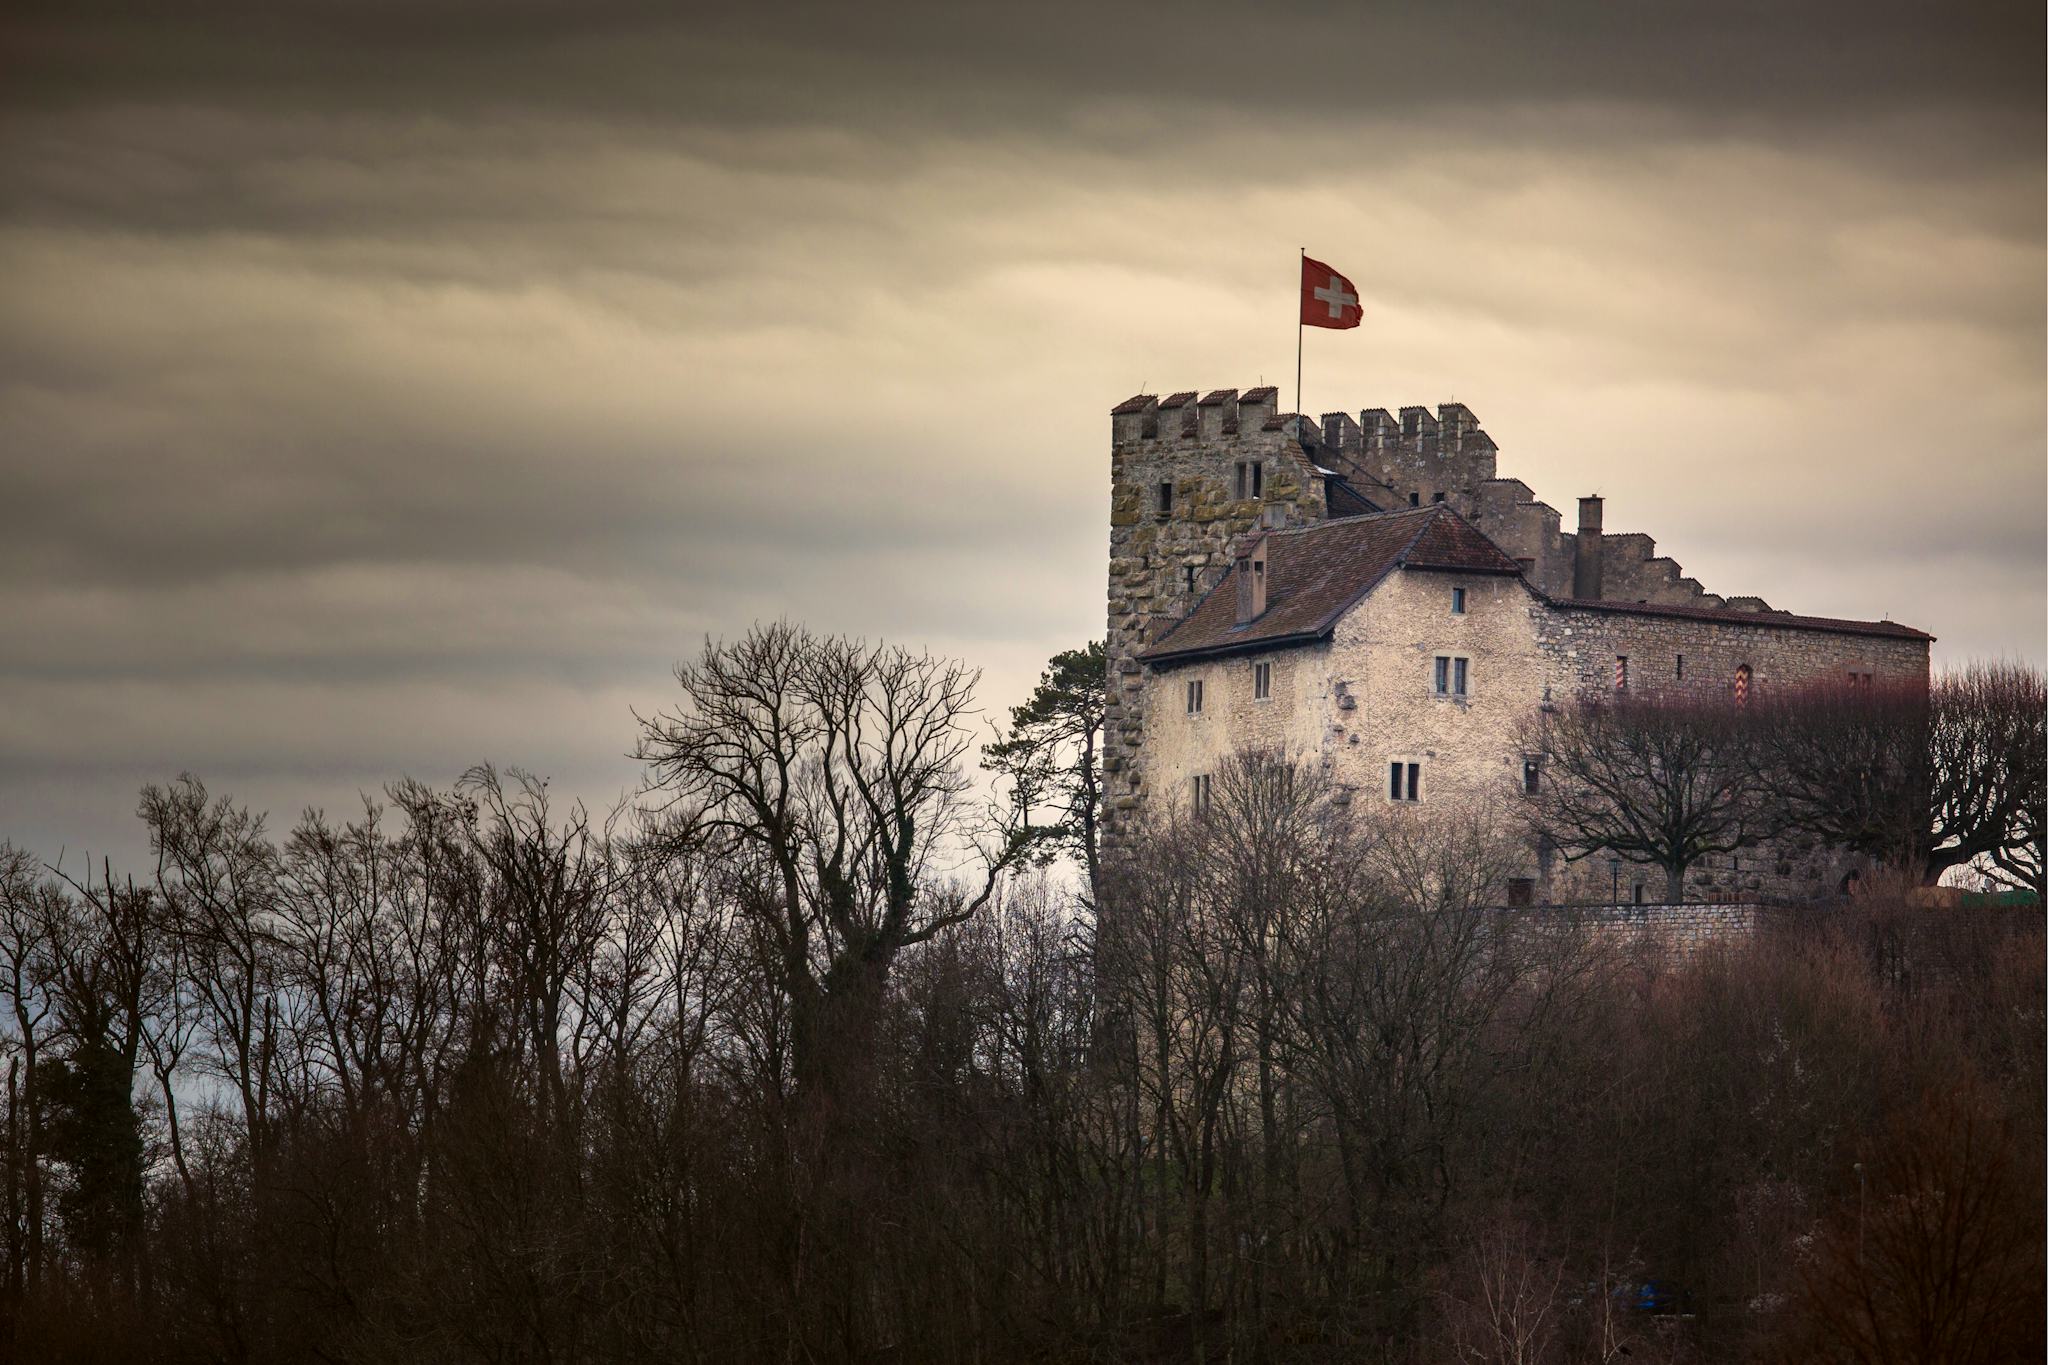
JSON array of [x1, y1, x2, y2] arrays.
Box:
[[1142, 505, 1522, 663], [1553, 597, 1934, 642]]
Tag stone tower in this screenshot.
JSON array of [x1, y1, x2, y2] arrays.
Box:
[[1101, 387, 1329, 853]]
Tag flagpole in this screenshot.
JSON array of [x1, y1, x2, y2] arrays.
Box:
[[1295, 246, 1305, 437]]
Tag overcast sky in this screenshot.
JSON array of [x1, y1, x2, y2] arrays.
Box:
[[3, 1, 2043, 868]]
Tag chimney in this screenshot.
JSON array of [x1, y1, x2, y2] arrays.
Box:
[[1574, 496, 1604, 600], [1235, 535, 1268, 622]]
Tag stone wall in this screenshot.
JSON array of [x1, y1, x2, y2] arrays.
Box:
[[1327, 566, 1550, 841], [1539, 603, 1930, 706], [1505, 902, 1761, 957]]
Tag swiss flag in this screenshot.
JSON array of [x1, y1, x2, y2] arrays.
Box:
[[1300, 256, 1362, 329]]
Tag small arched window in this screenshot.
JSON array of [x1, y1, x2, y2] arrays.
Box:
[[1733, 663, 1752, 707]]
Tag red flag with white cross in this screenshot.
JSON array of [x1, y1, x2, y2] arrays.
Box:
[[1300, 256, 1361, 329]]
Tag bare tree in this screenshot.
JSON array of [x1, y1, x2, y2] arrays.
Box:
[[1522, 695, 1765, 903], [1750, 678, 1930, 873], [1753, 663, 2045, 892], [635, 624, 1022, 1106], [1930, 662, 2044, 894], [0, 847, 54, 1304]]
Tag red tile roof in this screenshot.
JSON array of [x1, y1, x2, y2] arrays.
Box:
[[1553, 597, 1933, 641], [1142, 506, 1522, 662]]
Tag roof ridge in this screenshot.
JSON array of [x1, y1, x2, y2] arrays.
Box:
[[1389, 504, 1443, 565], [1268, 504, 1439, 537]]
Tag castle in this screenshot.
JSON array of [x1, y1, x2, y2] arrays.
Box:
[[1103, 388, 1933, 904]]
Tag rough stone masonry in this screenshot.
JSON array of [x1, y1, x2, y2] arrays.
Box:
[[1103, 389, 1933, 905]]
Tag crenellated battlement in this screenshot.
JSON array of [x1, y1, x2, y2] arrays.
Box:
[[1112, 392, 1497, 462]]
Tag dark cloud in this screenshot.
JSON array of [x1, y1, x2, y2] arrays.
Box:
[[1, 1, 2041, 864]]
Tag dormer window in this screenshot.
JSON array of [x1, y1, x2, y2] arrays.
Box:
[[1235, 460, 1264, 500]]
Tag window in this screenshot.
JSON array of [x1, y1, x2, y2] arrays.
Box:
[[1455, 657, 1468, 696], [1252, 660, 1272, 700], [1388, 761, 1420, 803], [1522, 757, 1542, 795], [1402, 411, 1419, 437], [1632, 883, 1646, 906], [1183, 565, 1198, 593], [1675, 653, 1685, 681], [1451, 587, 1467, 615], [1432, 491, 1445, 503], [1847, 670, 1873, 687], [1734, 663, 1751, 707], [1156, 481, 1173, 516], [1186, 678, 1204, 714], [1235, 460, 1264, 500], [1191, 773, 1212, 813], [1408, 491, 1421, 507], [1615, 655, 1629, 691], [1434, 655, 1469, 697], [1506, 878, 1535, 908]]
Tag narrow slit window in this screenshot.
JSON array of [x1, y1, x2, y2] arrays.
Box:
[[1675, 653, 1685, 681], [1252, 660, 1272, 700], [1453, 657, 1468, 697], [1186, 678, 1204, 714], [1156, 481, 1173, 516], [1522, 757, 1542, 794], [1183, 565, 1198, 593], [1191, 773, 1212, 813]]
